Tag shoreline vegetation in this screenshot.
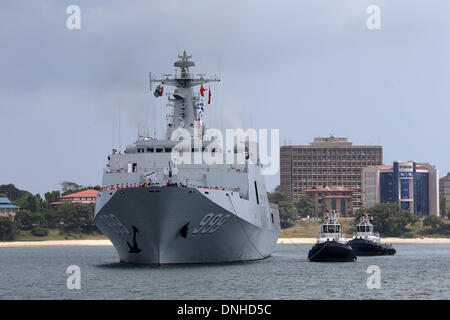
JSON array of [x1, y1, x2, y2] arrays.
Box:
[[1, 183, 449, 245]]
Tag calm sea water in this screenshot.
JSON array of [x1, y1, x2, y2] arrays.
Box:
[[0, 244, 448, 299]]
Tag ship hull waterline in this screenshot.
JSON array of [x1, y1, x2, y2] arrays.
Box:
[[347, 238, 396, 256], [308, 241, 357, 262], [94, 186, 280, 265]]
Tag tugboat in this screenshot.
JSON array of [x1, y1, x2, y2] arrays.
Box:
[[348, 214, 396, 256], [308, 211, 356, 262]]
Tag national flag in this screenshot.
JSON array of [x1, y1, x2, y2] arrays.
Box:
[[208, 87, 211, 104], [196, 100, 205, 115], [154, 84, 162, 98], [200, 84, 206, 97]]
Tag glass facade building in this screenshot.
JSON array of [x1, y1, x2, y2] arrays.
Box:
[[363, 161, 439, 216]]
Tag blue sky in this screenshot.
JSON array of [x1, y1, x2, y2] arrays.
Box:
[[0, 0, 449, 195]]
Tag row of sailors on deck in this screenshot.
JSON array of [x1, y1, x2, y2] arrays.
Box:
[[99, 183, 237, 193]]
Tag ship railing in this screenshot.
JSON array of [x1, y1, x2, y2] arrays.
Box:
[[98, 183, 242, 194], [98, 182, 162, 192], [154, 72, 219, 82]]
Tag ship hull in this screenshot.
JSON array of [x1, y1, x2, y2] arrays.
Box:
[[347, 238, 396, 256], [308, 241, 357, 262], [94, 186, 280, 265]]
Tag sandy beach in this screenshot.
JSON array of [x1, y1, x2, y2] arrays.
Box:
[[278, 237, 450, 244], [0, 237, 449, 248], [0, 240, 113, 248]]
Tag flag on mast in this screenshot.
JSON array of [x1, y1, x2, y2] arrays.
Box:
[[208, 87, 211, 104], [154, 84, 163, 98], [200, 84, 206, 97]]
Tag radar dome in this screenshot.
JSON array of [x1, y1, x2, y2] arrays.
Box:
[[125, 143, 137, 154]]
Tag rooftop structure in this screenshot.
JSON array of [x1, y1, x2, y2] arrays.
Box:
[[50, 189, 99, 206], [0, 197, 20, 220], [303, 186, 353, 217]]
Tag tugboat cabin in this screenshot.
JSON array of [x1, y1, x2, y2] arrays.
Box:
[[354, 214, 379, 243], [317, 210, 346, 244]]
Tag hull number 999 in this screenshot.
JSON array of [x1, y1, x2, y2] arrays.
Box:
[[192, 213, 231, 234]]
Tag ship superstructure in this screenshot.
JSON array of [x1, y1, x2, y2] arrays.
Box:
[[93, 52, 281, 264], [348, 214, 396, 256]]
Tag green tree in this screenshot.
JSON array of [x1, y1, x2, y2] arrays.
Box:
[[13, 193, 43, 213], [423, 215, 443, 230], [267, 186, 289, 204], [0, 217, 14, 241], [43, 211, 60, 228], [58, 203, 96, 234], [268, 185, 298, 228], [60, 181, 101, 196], [278, 200, 298, 228], [14, 209, 34, 230], [31, 226, 49, 237], [14, 210, 45, 230], [44, 190, 61, 209], [60, 181, 84, 195], [0, 184, 31, 201], [295, 195, 315, 217], [354, 203, 418, 237]]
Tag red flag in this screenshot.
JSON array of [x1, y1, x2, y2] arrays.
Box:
[[200, 84, 205, 97], [208, 87, 211, 104]]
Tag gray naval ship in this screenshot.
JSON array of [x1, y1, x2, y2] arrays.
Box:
[[94, 51, 281, 264]]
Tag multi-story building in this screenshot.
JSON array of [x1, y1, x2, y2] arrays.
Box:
[[363, 161, 439, 216], [303, 186, 353, 217], [0, 197, 20, 221], [50, 189, 99, 206], [280, 136, 382, 211], [439, 173, 450, 215]]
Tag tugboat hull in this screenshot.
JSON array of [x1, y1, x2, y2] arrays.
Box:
[[348, 238, 396, 256], [308, 241, 357, 262]]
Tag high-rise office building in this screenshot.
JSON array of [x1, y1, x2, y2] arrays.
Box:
[[439, 173, 450, 214], [363, 161, 439, 216], [280, 137, 382, 211]]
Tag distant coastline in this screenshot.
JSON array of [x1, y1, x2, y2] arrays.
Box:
[[1, 237, 450, 248], [278, 237, 450, 244]]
